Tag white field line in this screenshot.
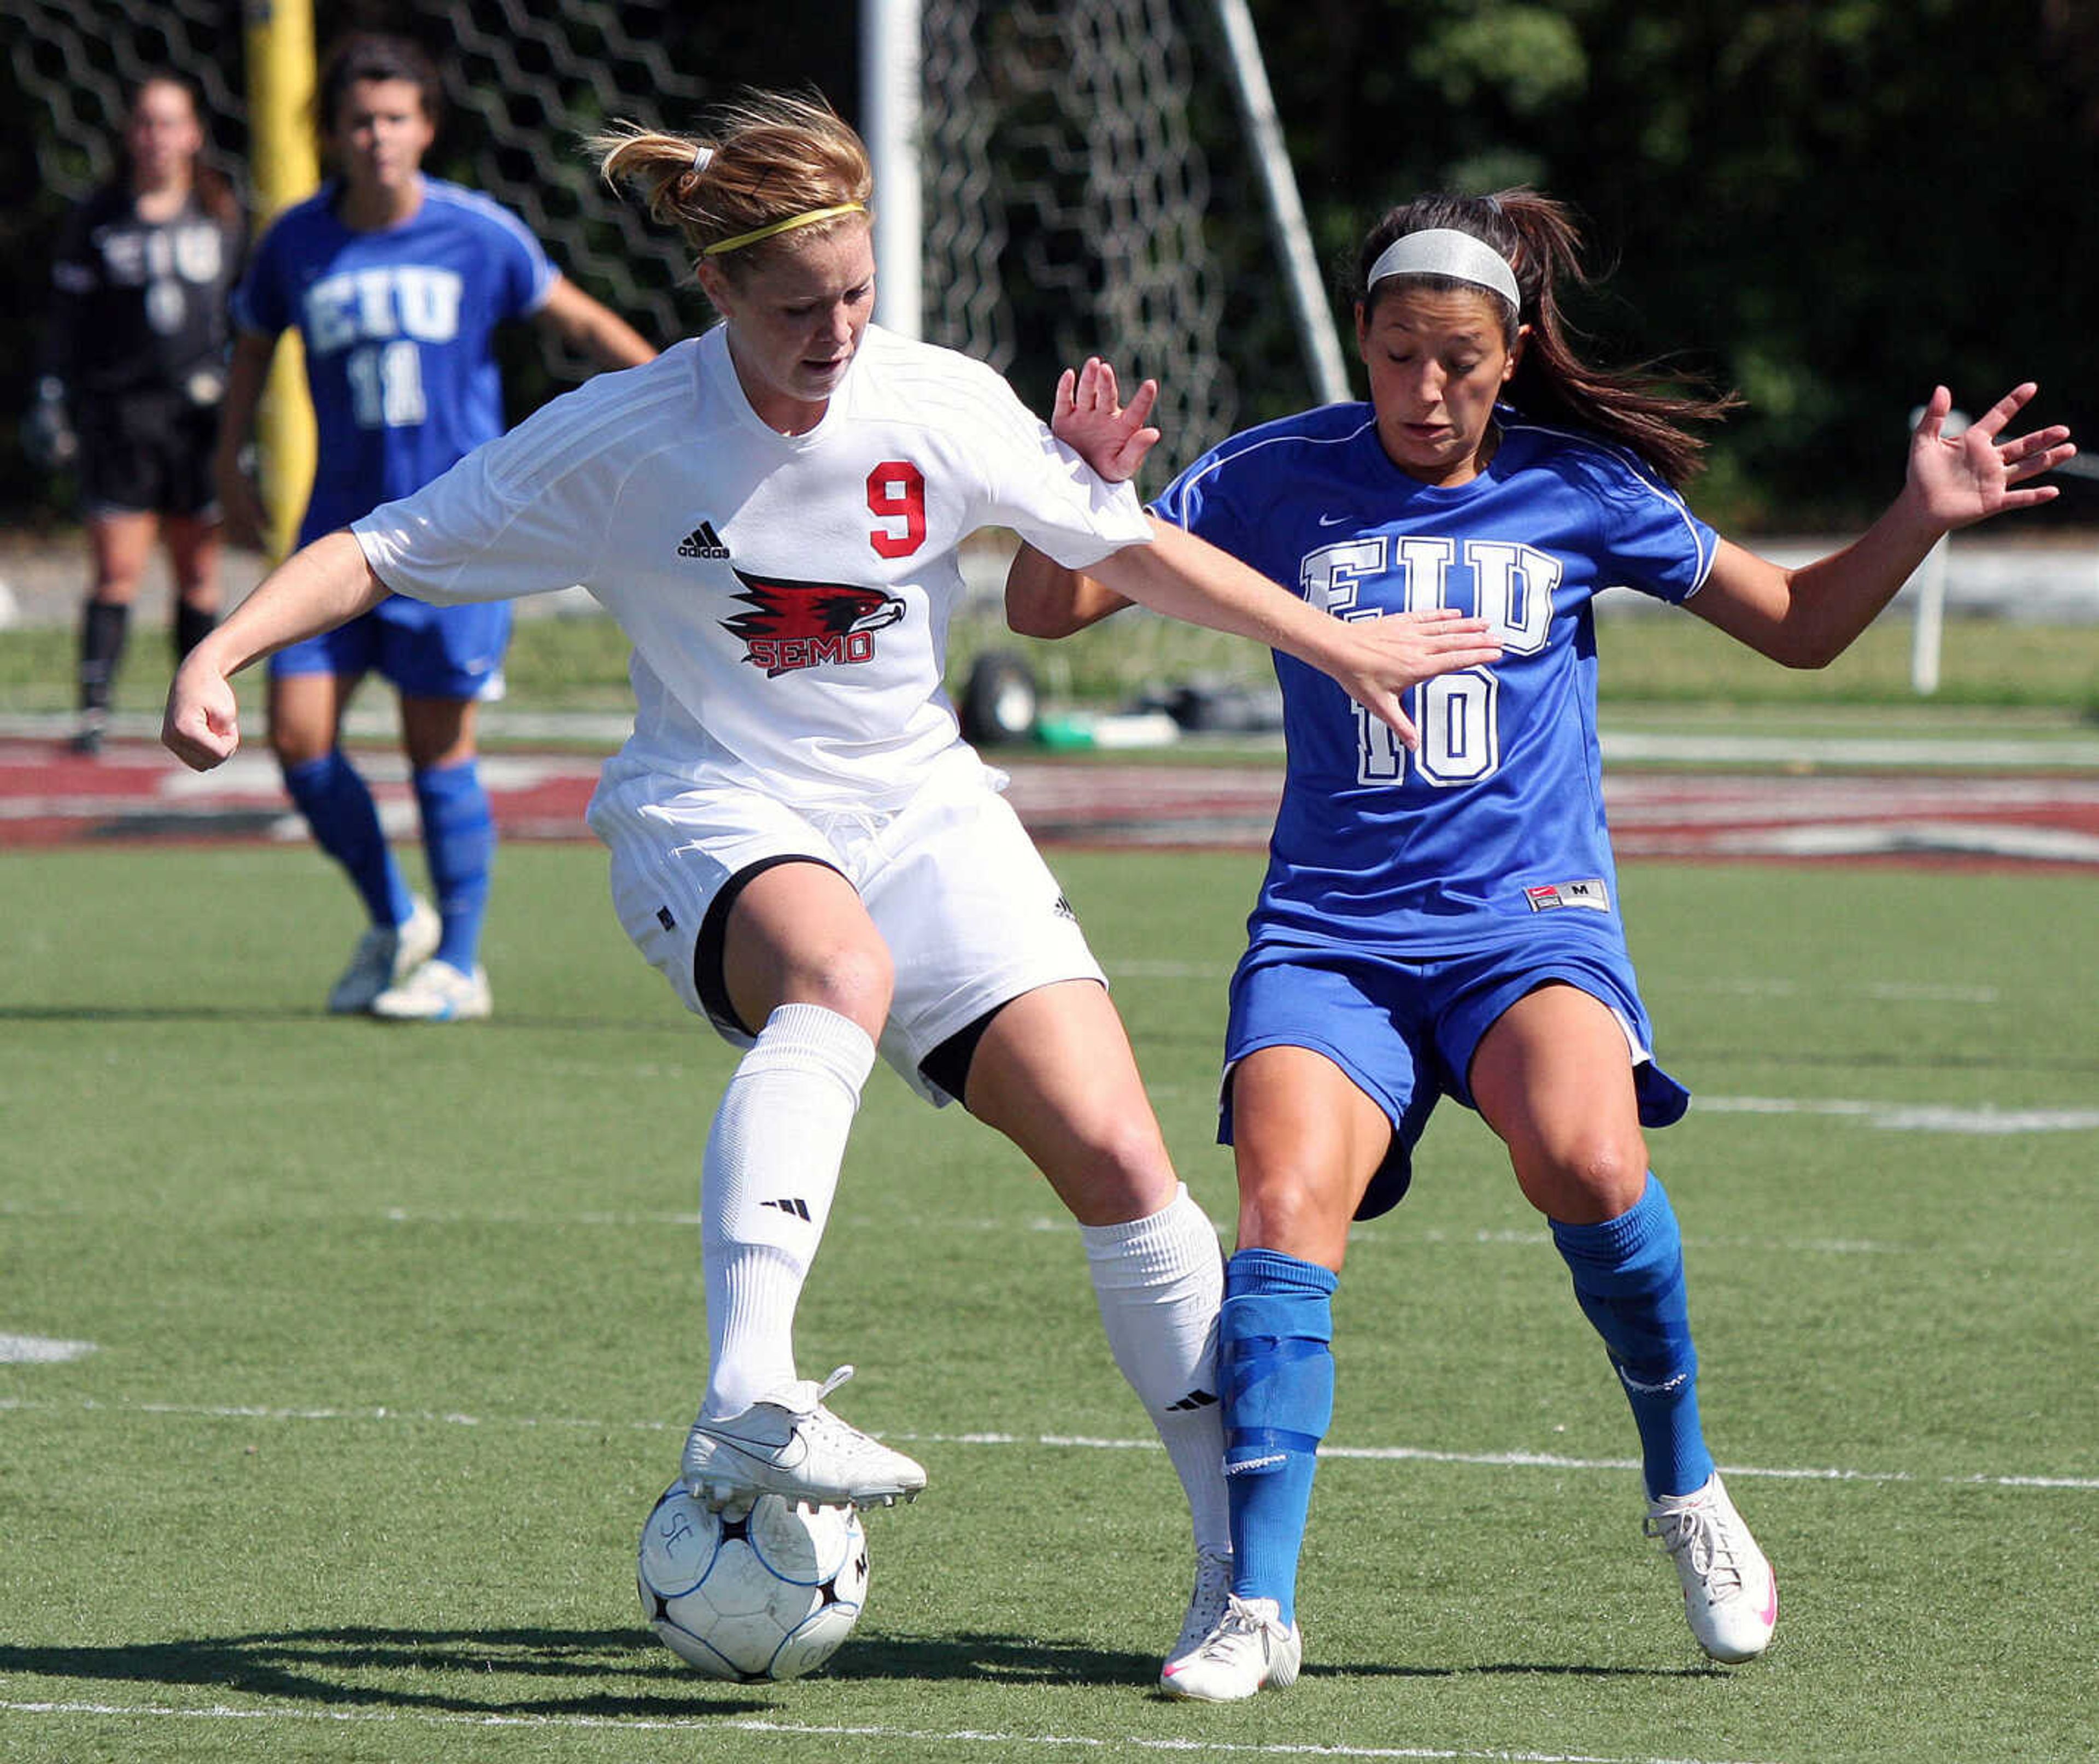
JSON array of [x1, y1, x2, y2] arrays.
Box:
[[1696, 1095, 2099, 1133], [0, 1203, 1937, 1255], [0, 1702, 1778, 1764], [0, 1333, 95, 1363], [2, 1394, 2091, 1492], [6, 1206, 2080, 1268], [1395, 1228, 1919, 1256]]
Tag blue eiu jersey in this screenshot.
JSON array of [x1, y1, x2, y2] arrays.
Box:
[[1152, 403, 1719, 957], [232, 177, 556, 544]]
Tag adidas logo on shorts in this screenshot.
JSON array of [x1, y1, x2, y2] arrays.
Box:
[[677, 520, 730, 560]]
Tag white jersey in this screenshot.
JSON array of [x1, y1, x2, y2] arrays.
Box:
[[353, 322, 1150, 807]]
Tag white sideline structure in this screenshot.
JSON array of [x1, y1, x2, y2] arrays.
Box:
[[1907, 404, 1969, 695], [1908, 408, 2099, 693]]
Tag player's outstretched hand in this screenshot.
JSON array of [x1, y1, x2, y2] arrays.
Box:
[[1908, 383, 2074, 531], [1327, 607, 1504, 751], [1053, 356, 1160, 484], [162, 661, 242, 771]]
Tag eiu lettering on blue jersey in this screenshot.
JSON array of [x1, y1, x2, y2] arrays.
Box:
[[232, 177, 556, 543], [1151, 403, 1718, 957]]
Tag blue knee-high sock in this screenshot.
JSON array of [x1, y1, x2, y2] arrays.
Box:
[[413, 759, 495, 971], [283, 751, 412, 927], [1551, 1174, 1714, 1500], [1220, 1247, 1335, 1627]]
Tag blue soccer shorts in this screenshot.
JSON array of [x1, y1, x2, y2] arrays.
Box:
[[1219, 931, 1690, 1219], [269, 593, 511, 701]]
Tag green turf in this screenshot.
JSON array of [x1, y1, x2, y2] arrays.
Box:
[[2, 844, 2093, 1762]]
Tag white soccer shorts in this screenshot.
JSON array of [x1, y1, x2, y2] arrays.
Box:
[[589, 750, 1105, 1104]]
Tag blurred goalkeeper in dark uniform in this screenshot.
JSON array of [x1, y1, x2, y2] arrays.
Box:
[[28, 73, 244, 755]]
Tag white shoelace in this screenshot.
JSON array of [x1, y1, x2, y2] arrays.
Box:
[[1197, 1598, 1280, 1660], [789, 1366, 894, 1454], [1649, 1501, 1748, 1598], [790, 1364, 858, 1415]]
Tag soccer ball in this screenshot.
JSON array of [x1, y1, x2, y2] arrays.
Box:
[[636, 1482, 869, 1681]]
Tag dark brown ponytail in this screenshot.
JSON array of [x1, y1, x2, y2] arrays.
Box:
[[1356, 189, 1738, 487]]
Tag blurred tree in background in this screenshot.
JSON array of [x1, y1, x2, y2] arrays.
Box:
[[1199, 0, 2098, 528]]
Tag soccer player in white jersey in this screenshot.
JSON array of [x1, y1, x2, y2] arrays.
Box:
[[1010, 190, 2072, 1698], [216, 33, 655, 1024], [161, 91, 1501, 1678]]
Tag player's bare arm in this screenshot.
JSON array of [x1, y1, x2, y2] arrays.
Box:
[[535, 276, 658, 370], [1015, 354, 1502, 745], [212, 331, 279, 552], [1086, 519, 1503, 751], [1004, 355, 1157, 636], [1691, 382, 2074, 669], [162, 531, 390, 769], [1005, 540, 1132, 638]]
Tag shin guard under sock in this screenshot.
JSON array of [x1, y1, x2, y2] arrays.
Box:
[[1219, 1247, 1335, 1626], [412, 759, 496, 971], [700, 1005, 876, 1419], [282, 751, 413, 927], [1081, 1185, 1229, 1556], [1551, 1175, 1715, 1499]]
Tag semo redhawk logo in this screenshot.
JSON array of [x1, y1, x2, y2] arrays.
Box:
[[721, 568, 906, 677]]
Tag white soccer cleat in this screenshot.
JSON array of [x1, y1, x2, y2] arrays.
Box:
[[1159, 1593, 1301, 1702], [327, 896, 441, 1015], [681, 1364, 927, 1510], [371, 957, 492, 1023], [1159, 1547, 1233, 1685], [1645, 1472, 1778, 1663]]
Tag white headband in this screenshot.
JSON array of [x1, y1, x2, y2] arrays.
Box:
[[1367, 227, 1520, 309]]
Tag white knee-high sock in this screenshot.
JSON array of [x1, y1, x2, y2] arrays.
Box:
[[699, 1004, 875, 1420], [1080, 1183, 1230, 1556]]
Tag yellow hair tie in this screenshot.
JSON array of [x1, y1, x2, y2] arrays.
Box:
[[702, 202, 867, 256]]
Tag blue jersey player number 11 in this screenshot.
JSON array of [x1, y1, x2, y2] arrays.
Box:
[[214, 32, 656, 1025]]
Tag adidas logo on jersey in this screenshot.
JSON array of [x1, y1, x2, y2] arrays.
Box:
[[677, 520, 730, 560]]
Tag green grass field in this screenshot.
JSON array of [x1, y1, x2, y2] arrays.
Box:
[[2, 843, 2094, 1763]]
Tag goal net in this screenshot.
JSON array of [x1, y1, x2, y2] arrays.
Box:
[[919, 0, 1238, 465]]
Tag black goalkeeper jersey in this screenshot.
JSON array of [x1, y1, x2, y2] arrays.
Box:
[[43, 183, 243, 402]]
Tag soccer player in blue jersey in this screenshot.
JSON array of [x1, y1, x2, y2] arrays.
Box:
[[215, 32, 654, 1021], [1010, 188, 2072, 1698]]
